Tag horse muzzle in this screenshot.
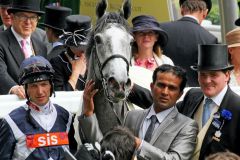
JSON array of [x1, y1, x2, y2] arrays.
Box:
[[103, 76, 132, 103]]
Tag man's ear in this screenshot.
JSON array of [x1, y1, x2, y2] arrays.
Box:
[[180, 7, 184, 16], [228, 48, 233, 54], [203, 9, 208, 19], [150, 82, 154, 91]]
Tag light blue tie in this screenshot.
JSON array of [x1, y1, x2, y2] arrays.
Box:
[[202, 98, 213, 126]]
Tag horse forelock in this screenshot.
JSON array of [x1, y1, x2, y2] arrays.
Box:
[[85, 12, 131, 60]]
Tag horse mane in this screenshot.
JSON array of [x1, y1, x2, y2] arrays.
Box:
[[85, 12, 131, 60]]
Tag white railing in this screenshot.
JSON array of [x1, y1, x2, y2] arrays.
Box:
[[1, 86, 240, 118], [0, 91, 83, 118]]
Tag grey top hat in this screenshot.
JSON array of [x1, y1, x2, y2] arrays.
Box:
[[131, 15, 168, 48], [7, 0, 44, 15], [191, 44, 234, 71], [0, 0, 12, 7], [40, 6, 72, 31]]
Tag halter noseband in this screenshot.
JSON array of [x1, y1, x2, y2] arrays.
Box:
[[92, 44, 130, 103]]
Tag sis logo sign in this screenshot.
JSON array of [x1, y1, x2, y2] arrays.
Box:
[[26, 132, 69, 148]]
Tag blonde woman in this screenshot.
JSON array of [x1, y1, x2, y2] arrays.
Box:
[[131, 15, 173, 71]]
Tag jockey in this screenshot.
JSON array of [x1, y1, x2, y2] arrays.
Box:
[[0, 56, 77, 159]]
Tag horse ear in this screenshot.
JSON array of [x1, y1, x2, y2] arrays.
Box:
[[120, 0, 131, 19], [96, 0, 108, 18]]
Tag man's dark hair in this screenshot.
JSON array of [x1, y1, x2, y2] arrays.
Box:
[[152, 64, 187, 92], [182, 0, 207, 13], [50, 28, 64, 38], [100, 126, 136, 160], [205, 151, 240, 160]]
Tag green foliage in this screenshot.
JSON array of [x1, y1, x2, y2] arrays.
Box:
[[206, 0, 220, 25], [206, 5, 220, 25]]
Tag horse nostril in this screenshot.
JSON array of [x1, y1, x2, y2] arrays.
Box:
[[108, 77, 120, 90]]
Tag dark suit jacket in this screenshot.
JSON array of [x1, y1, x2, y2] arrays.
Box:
[[0, 25, 4, 31], [160, 17, 218, 87], [0, 28, 47, 94], [177, 87, 240, 159], [32, 27, 52, 54], [47, 45, 66, 61], [50, 51, 86, 91]]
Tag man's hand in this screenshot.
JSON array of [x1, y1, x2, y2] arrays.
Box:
[[10, 85, 26, 99], [135, 137, 141, 149], [83, 80, 98, 117]]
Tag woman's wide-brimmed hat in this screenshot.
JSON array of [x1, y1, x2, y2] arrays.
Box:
[[61, 15, 92, 48], [7, 0, 44, 15], [191, 44, 234, 71], [226, 27, 240, 48], [40, 6, 72, 31], [131, 15, 168, 48]]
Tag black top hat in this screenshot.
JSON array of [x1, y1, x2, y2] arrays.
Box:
[[235, 18, 240, 26], [191, 44, 234, 71], [235, 2, 240, 26], [40, 6, 72, 31], [131, 15, 168, 48], [0, 0, 12, 7], [179, 0, 212, 14], [61, 15, 92, 47], [7, 0, 44, 15]]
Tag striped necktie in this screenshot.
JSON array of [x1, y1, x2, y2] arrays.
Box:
[[144, 115, 157, 142]]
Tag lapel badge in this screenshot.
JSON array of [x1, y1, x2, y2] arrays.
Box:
[[212, 119, 221, 129], [212, 130, 221, 142], [213, 112, 220, 119]]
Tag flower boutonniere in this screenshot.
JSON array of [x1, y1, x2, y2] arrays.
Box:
[[212, 109, 232, 142]]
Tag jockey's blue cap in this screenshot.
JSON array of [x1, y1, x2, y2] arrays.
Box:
[[131, 15, 168, 48], [19, 56, 54, 85]]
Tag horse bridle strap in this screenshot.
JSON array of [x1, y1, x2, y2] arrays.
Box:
[[100, 54, 129, 73]]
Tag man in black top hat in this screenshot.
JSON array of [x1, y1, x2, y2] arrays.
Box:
[[160, 0, 217, 87], [0, 0, 47, 97], [0, 0, 52, 53], [50, 15, 91, 91], [177, 44, 240, 159], [40, 6, 72, 60]]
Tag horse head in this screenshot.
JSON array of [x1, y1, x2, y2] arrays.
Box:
[[86, 0, 133, 103]]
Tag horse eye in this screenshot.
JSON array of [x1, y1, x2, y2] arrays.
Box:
[[94, 35, 102, 44], [130, 40, 135, 46]]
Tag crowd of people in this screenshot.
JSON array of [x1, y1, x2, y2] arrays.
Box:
[[0, 0, 240, 159]]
